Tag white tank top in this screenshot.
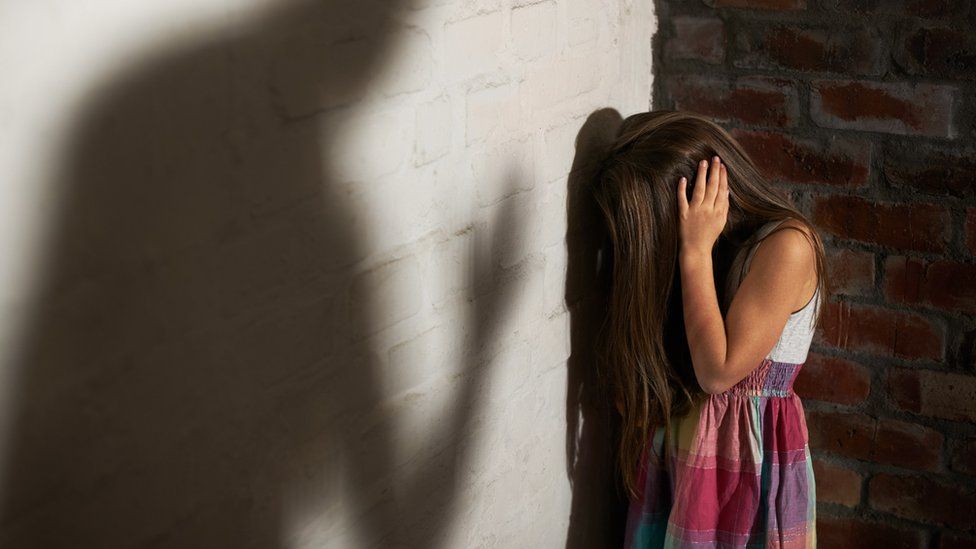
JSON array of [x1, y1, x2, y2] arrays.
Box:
[[723, 219, 822, 364]]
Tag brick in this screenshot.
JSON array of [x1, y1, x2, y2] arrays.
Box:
[[541, 120, 580, 184], [884, 256, 976, 314], [950, 437, 976, 476], [810, 79, 959, 137], [564, 0, 598, 46], [871, 418, 943, 471], [414, 96, 452, 166], [486, 190, 544, 269], [387, 324, 455, 395], [888, 368, 976, 422], [729, 129, 871, 187], [893, 23, 976, 78], [818, 301, 944, 361], [465, 84, 521, 144], [807, 411, 943, 470], [966, 208, 976, 256], [734, 26, 884, 74], [794, 352, 871, 405], [869, 473, 976, 529], [963, 329, 976, 370], [349, 255, 423, 334], [443, 11, 504, 79], [269, 35, 374, 118], [429, 232, 472, 306], [823, 0, 971, 19], [825, 248, 875, 296], [812, 195, 950, 253], [816, 515, 926, 549], [521, 53, 603, 110], [942, 533, 976, 549], [705, 0, 806, 8], [542, 242, 568, 314], [812, 459, 861, 507], [471, 138, 534, 206], [332, 110, 410, 181], [511, 1, 557, 62], [378, 28, 433, 97], [665, 16, 725, 64], [882, 147, 976, 197], [665, 74, 799, 128]]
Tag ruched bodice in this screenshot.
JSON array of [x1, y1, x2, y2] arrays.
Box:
[[723, 358, 804, 398]]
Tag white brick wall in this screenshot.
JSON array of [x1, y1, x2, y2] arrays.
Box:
[[0, 0, 653, 546]]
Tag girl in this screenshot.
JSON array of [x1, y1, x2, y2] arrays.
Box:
[[591, 110, 827, 548]]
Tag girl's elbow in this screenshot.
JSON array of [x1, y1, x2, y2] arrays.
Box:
[[695, 359, 747, 394], [697, 376, 730, 395]]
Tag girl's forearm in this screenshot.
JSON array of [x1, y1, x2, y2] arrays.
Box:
[[676, 155, 733, 393], [679, 248, 729, 393]]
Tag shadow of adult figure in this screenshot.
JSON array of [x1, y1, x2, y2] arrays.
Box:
[[563, 108, 628, 549], [0, 1, 524, 547]]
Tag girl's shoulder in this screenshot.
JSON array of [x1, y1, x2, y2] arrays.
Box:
[[748, 219, 819, 310], [753, 219, 817, 265], [736, 218, 816, 270], [725, 217, 820, 310], [770, 217, 816, 239]]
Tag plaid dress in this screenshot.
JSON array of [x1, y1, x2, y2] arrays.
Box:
[[624, 220, 820, 548]]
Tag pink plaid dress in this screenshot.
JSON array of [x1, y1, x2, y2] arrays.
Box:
[[624, 220, 819, 548]]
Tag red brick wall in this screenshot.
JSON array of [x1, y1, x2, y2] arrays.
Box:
[[653, 1, 976, 546]]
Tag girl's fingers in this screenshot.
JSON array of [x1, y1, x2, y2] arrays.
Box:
[[719, 163, 730, 208], [705, 156, 720, 206], [692, 158, 707, 205], [677, 176, 688, 215]]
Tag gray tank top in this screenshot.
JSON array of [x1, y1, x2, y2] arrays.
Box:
[[723, 219, 821, 364]]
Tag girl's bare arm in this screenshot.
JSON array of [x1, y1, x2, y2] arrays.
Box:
[[677, 156, 816, 394]]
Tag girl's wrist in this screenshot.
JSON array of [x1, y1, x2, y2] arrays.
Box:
[[679, 245, 712, 266]]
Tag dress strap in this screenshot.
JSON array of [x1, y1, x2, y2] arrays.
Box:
[[740, 218, 794, 279], [723, 218, 791, 310]]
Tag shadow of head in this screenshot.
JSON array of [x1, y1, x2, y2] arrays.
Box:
[[562, 107, 630, 549]]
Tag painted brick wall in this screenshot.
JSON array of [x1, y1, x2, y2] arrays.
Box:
[[0, 0, 652, 547], [652, 1, 976, 546]]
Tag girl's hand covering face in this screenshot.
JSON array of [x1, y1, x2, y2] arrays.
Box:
[[677, 155, 729, 256]]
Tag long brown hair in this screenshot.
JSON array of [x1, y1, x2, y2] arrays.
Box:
[[590, 110, 829, 502]]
